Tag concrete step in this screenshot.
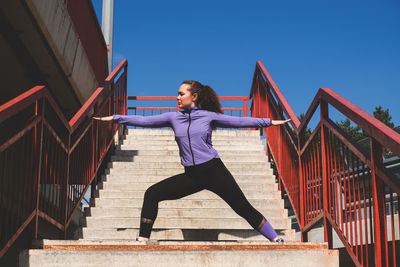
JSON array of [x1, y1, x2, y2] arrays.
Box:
[[91, 198, 284, 209], [108, 161, 271, 169], [122, 139, 263, 146], [111, 155, 269, 163], [80, 228, 296, 241], [125, 135, 261, 141], [119, 144, 264, 151], [114, 149, 267, 157], [94, 189, 282, 200], [81, 217, 292, 230], [85, 207, 288, 219], [21, 240, 338, 267], [102, 174, 276, 183], [99, 181, 278, 191], [33, 239, 310, 247], [106, 168, 273, 176], [127, 129, 261, 137]]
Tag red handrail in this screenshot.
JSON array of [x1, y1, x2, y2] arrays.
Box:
[[127, 96, 250, 119], [251, 60, 400, 267], [0, 59, 128, 259]]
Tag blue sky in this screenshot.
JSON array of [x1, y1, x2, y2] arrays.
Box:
[[92, 0, 400, 127]]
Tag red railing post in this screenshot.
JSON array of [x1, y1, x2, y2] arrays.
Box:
[[320, 100, 333, 248], [124, 64, 128, 115], [63, 135, 71, 239], [93, 106, 97, 173], [278, 130, 283, 194], [244, 98, 248, 131], [277, 105, 283, 193], [34, 99, 45, 239], [370, 138, 388, 267], [244, 99, 247, 118], [91, 104, 98, 201], [258, 81, 267, 136], [299, 130, 307, 242]]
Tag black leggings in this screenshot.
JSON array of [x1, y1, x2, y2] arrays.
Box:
[[139, 158, 264, 238]]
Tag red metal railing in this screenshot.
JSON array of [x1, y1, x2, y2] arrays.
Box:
[[0, 59, 127, 258], [251, 60, 400, 267], [127, 96, 250, 131], [127, 96, 250, 118]]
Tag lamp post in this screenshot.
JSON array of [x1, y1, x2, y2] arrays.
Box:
[[102, 0, 114, 74]]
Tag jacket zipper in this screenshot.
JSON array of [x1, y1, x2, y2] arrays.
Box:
[[206, 133, 212, 149], [187, 111, 196, 165]]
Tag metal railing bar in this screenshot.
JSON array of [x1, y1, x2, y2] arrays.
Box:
[[0, 116, 41, 153], [300, 123, 321, 156], [325, 212, 363, 267], [325, 119, 400, 195], [42, 120, 69, 153], [320, 88, 400, 157], [0, 86, 45, 124], [0, 211, 36, 258], [69, 87, 107, 131], [255, 62, 300, 128], [37, 210, 63, 230]]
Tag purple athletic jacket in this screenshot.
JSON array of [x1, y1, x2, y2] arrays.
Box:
[[113, 106, 271, 166]]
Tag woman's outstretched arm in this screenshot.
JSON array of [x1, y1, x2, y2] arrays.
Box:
[[93, 113, 172, 128], [212, 113, 291, 128]]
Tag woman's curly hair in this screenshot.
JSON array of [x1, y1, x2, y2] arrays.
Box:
[[181, 80, 222, 113]]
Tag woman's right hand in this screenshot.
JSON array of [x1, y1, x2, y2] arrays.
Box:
[[93, 116, 113, 121], [271, 119, 291, 126]]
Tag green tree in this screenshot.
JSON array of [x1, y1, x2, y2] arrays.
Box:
[[372, 106, 398, 158], [336, 106, 397, 141], [373, 106, 395, 129], [298, 113, 312, 141], [336, 106, 398, 158], [336, 118, 365, 141]]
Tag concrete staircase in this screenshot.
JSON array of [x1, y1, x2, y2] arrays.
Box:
[[85, 129, 293, 240], [20, 129, 338, 266]]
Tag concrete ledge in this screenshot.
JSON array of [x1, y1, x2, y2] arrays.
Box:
[[26, 0, 98, 103], [32, 239, 324, 250], [20, 243, 339, 267]]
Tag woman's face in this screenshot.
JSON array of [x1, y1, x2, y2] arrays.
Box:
[[177, 84, 197, 109]]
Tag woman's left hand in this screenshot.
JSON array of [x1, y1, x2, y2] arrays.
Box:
[[93, 116, 113, 121], [271, 119, 291, 126]]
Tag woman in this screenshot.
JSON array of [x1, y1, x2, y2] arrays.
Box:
[[94, 80, 291, 242]]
